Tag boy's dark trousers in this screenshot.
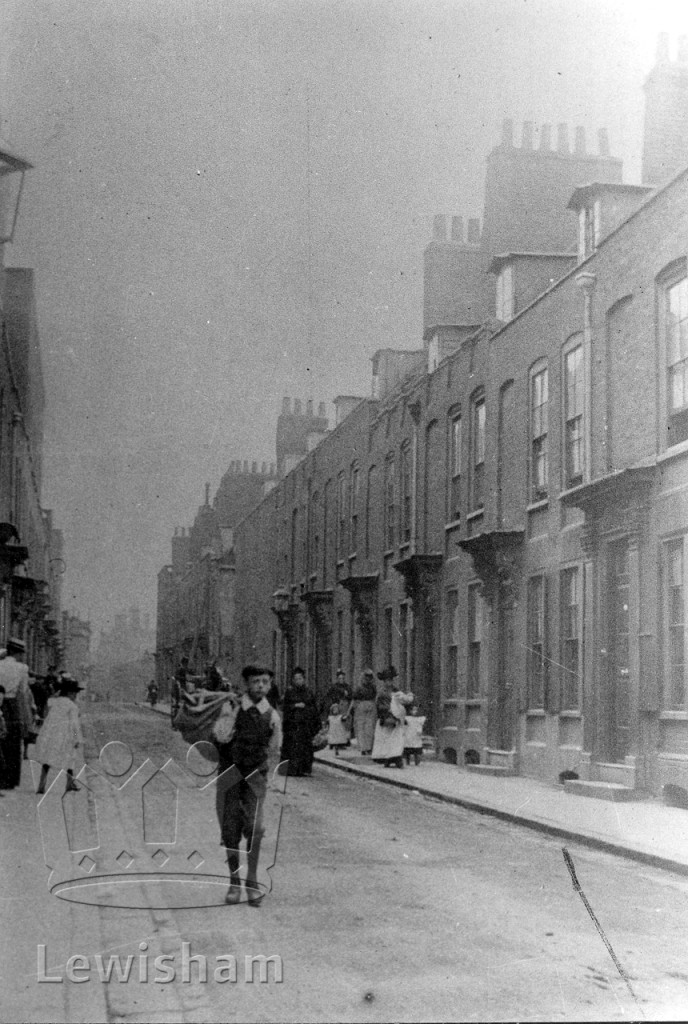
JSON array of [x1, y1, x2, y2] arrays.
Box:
[[216, 770, 267, 879]]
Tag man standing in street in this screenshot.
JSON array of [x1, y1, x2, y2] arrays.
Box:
[[214, 665, 282, 905], [171, 655, 189, 726], [0, 638, 34, 789]]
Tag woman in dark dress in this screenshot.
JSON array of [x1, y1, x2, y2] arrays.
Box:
[[280, 667, 320, 776]]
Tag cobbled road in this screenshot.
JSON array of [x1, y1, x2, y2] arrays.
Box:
[[82, 702, 688, 1022]]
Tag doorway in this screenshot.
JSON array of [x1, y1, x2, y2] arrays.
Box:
[[606, 539, 631, 762]]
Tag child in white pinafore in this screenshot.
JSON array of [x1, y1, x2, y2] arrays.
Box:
[[327, 702, 350, 755], [34, 676, 84, 793], [403, 704, 426, 766]]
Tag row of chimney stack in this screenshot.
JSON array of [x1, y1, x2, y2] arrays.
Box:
[[500, 119, 610, 157], [226, 459, 277, 476], [281, 397, 327, 418], [656, 33, 688, 64], [432, 215, 481, 244]]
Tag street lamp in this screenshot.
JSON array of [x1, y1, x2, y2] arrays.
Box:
[[271, 588, 290, 616], [0, 138, 31, 244]]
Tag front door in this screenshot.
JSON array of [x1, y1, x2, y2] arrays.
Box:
[[494, 593, 515, 750], [606, 539, 631, 762], [421, 597, 439, 734]]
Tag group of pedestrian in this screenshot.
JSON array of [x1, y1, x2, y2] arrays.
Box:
[[0, 638, 84, 795], [322, 665, 425, 769]]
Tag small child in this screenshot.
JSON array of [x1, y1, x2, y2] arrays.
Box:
[[327, 702, 350, 756], [403, 704, 426, 766]]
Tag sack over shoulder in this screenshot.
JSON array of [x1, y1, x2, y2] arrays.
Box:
[[172, 695, 230, 746]]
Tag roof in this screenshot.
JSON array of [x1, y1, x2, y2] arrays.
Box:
[[488, 251, 575, 274], [566, 181, 653, 210]]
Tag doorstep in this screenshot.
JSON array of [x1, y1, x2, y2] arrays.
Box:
[[564, 779, 640, 802]]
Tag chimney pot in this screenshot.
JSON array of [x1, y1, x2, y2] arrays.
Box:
[[539, 124, 552, 151], [657, 32, 670, 63], [318, 401, 326, 418], [451, 216, 464, 242], [261, 461, 267, 474], [467, 218, 480, 244], [432, 214, 447, 241], [243, 460, 249, 473], [597, 127, 610, 157], [501, 118, 514, 147], [252, 461, 257, 474], [557, 123, 569, 154], [679, 35, 688, 63], [294, 399, 302, 416], [574, 126, 586, 155], [205, 482, 210, 505], [270, 462, 276, 476], [521, 121, 534, 149], [306, 399, 313, 417], [281, 397, 290, 415]]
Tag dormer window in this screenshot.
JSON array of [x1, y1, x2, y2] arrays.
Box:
[[428, 332, 440, 373], [495, 265, 514, 321], [578, 201, 600, 260]]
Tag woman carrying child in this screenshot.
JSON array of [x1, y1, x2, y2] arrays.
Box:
[[371, 667, 413, 769]]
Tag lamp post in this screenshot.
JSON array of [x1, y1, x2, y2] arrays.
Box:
[[271, 588, 300, 684], [0, 138, 31, 245]]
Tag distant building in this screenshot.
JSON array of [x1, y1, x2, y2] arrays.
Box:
[[61, 611, 91, 682]]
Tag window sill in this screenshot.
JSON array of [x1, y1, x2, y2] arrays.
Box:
[[527, 498, 549, 513], [465, 698, 482, 707], [559, 709, 582, 718], [525, 708, 546, 717], [466, 509, 484, 522], [445, 519, 461, 531], [442, 698, 461, 706], [659, 711, 688, 721]]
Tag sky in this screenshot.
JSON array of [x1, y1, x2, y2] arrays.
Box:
[[0, 0, 686, 640]]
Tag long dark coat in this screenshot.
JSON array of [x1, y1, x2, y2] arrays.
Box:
[[280, 684, 320, 776]]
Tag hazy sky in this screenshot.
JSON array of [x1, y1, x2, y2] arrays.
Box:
[[0, 0, 685, 638]]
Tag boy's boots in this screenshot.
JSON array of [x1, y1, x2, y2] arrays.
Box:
[[245, 836, 264, 905], [225, 855, 242, 904]]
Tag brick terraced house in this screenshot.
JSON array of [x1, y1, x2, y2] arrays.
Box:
[[158, 37, 688, 799]]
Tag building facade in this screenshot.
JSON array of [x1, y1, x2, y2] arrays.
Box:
[[159, 38, 688, 798], [0, 264, 63, 672]]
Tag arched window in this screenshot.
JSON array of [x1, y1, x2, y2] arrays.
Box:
[[562, 335, 584, 489], [399, 442, 412, 544], [529, 360, 548, 501], [470, 391, 485, 511]]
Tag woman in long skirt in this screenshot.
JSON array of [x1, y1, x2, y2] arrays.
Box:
[[371, 667, 413, 768], [280, 668, 321, 776], [352, 668, 377, 755]]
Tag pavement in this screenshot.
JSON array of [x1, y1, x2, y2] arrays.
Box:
[[142, 699, 688, 878], [0, 748, 109, 1023]]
